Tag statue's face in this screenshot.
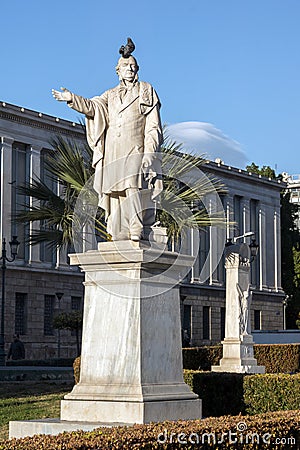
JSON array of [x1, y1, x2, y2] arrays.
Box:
[[118, 56, 138, 82]]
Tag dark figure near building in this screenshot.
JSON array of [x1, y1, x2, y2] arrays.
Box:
[[7, 334, 25, 360], [182, 329, 191, 347]]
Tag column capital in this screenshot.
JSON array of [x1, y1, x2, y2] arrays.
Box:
[[1, 136, 14, 146], [29, 144, 43, 155]]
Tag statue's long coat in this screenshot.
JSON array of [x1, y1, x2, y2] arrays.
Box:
[[68, 81, 163, 224]]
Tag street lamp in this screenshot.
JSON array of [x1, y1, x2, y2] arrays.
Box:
[[55, 292, 64, 358], [249, 238, 259, 261], [225, 233, 259, 263], [0, 236, 20, 366]]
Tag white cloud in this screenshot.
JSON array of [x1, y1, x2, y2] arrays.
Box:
[[166, 122, 248, 168]]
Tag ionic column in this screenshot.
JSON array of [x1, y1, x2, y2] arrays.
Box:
[[0, 136, 14, 242], [28, 145, 42, 265], [258, 206, 267, 290], [274, 207, 281, 291], [242, 199, 250, 241]]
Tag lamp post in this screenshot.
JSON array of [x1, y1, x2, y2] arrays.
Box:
[[282, 294, 289, 330], [0, 236, 20, 366], [55, 292, 64, 358]]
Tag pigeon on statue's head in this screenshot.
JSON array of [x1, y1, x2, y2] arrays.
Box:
[[119, 37, 135, 58]]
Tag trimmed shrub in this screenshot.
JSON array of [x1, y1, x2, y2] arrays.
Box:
[[244, 373, 300, 414], [183, 344, 300, 373], [73, 356, 80, 384], [184, 370, 245, 417], [184, 370, 300, 417], [254, 344, 300, 373], [2, 410, 299, 449], [183, 346, 222, 370]]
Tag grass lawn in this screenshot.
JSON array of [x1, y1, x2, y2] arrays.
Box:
[[0, 382, 74, 441]]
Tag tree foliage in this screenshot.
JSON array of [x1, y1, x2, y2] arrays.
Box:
[[246, 162, 276, 179], [53, 311, 83, 356]]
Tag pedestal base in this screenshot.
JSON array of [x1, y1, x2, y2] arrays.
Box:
[[9, 419, 115, 440], [211, 364, 265, 374], [9, 397, 201, 439], [61, 398, 201, 424]]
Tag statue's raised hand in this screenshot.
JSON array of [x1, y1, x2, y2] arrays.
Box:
[[52, 87, 72, 102]]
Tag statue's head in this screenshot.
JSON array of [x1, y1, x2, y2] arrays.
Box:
[[116, 55, 139, 82], [116, 38, 139, 82]]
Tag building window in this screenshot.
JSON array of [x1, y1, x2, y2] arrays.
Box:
[[12, 142, 29, 261], [71, 296, 82, 311], [15, 293, 27, 335], [44, 295, 55, 336], [254, 310, 261, 330], [203, 306, 211, 340], [182, 304, 191, 346], [233, 195, 243, 236], [199, 228, 209, 282], [220, 307, 226, 340]]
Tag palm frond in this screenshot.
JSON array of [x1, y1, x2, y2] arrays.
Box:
[[159, 134, 228, 236], [47, 136, 93, 192]]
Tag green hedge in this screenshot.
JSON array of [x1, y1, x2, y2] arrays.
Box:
[[2, 411, 299, 449], [183, 346, 222, 370], [183, 344, 300, 373], [184, 370, 244, 417], [254, 344, 300, 373], [244, 373, 300, 415], [184, 370, 300, 417], [73, 356, 80, 384]]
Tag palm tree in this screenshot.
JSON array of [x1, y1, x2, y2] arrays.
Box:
[[159, 137, 226, 244], [14, 135, 108, 249], [14, 135, 226, 249]]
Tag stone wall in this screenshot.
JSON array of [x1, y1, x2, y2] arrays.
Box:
[[181, 284, 284, 346], [4, 266, 84, 360]]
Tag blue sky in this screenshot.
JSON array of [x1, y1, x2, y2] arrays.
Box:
[[1, 0, 300, 174]]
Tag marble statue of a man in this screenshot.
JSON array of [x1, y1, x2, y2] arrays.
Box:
[[52, 39, 163, 241]]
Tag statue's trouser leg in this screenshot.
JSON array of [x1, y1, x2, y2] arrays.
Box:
[[140, 189, 156, 227], [108, 193, 126, 240], [125, 188, 144, 238], [108, 189, 156, 240]]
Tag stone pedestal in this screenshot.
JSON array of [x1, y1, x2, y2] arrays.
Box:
[[212, 243, 264, 374], [10, 241, 201, 438], [62, 241, 201, 422]]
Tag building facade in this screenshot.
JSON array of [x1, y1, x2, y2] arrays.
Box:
[[181, 161, 285, 345], [0, 101, 285, 358], [0, 102, 85, 359]]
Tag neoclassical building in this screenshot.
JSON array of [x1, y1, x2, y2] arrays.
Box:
[[0, 101, 285, 358]]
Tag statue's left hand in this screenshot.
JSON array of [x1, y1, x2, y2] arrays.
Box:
[[142, 154, 155, 170], [52, 87, 72, 102], [142, 154, 156, 181]]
